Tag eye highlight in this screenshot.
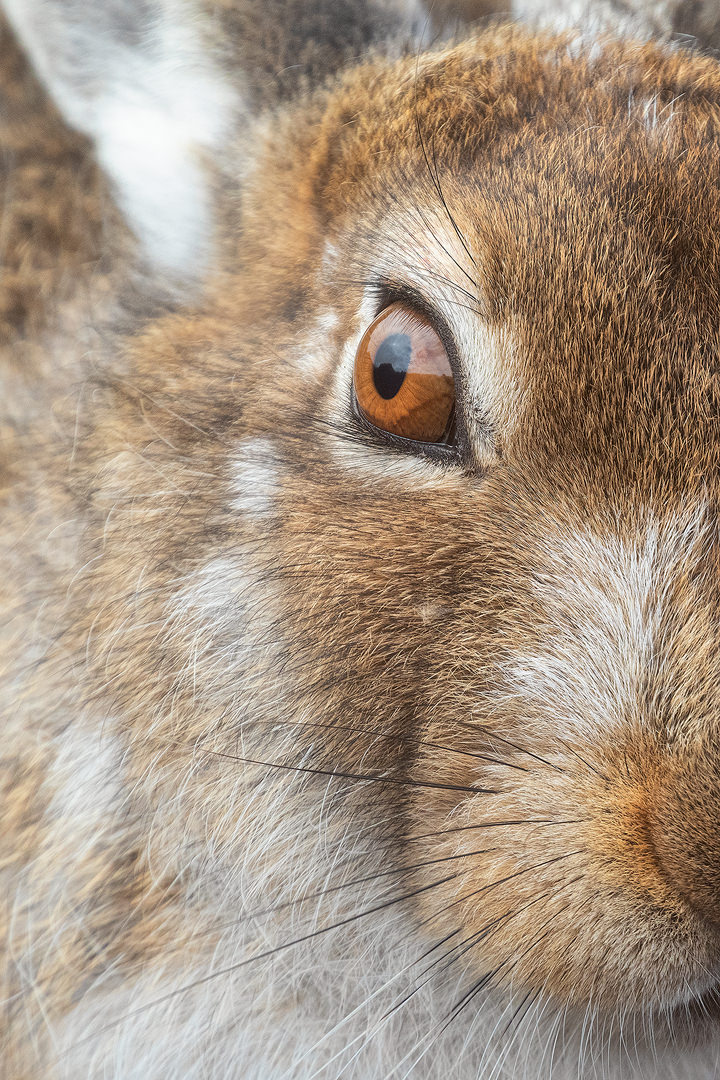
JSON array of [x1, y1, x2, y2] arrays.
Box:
[[353, 303, 455, 444]]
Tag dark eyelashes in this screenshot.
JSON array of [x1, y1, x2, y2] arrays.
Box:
[[348, 388, 462, 466]]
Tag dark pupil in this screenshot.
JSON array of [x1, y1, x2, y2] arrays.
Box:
[[372, 333, 412, 400]]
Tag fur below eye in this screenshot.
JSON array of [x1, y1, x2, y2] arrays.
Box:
[[353, 303, 455, 443]]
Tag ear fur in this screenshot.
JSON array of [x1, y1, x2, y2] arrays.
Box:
[[1, 0, 241, 283], [1, 0, 434, 285], [512, 0, 720, 48]]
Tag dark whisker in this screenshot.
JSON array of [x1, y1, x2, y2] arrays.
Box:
[[71, 871, 461, 1052], [415, 849, 586, 930], [467, 721, 566, 774], [372, 874, 583, 1062], [409, 175, 479, 293], [556, 738, 611, 783], [500, 986, 542, 1040], [412, 108, 479, 284], [407, 72, 482, 296], [335, 269, 481, 312], [172, 814, 582, 946], [175, 744, 498, 796], [237, 846, 498, 923], [494, 901, 575, 999], [234, 716, 529, 772], [288, 924, 466, 1074], [408, 817, 586, 843], [426, 871, 585, 985], [450, 865, 589, 1034], [445, 896, 575, 1029], [429, 123, 481, 276]]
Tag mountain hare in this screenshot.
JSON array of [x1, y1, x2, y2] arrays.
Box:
[[3, 0, 720, 1076]]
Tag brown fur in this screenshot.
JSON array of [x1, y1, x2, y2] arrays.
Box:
[[4, 3, 720, 1076]]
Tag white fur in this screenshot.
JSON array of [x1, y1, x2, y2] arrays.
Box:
[[2, 0, 237, 282], [5, 724, 127, 1070], [506, 507, 715, 744], [231, 438, 280, 518], [628, 90, 681, 143], [512, 0, 673, 38], [48, 726, 125, 830], [513, 0, 720, 50], [294, 309, 341, 376]]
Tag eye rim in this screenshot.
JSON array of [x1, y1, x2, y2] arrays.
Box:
[[350, 390, 462, 464], [349, 284, 471, 465]]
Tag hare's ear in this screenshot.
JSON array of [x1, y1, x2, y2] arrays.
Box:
[[2, 0, 437, 281], [511, 0, 720, 46], [2, 0, 236, 281]]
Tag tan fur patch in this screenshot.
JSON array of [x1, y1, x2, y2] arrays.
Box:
[[6, 6, 720, 1077]]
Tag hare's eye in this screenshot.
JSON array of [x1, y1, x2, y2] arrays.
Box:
[[353, 303, 455, 443]]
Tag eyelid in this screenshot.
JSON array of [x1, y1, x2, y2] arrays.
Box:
[[350, 389, 462, 464], [370, 282, 461, 366]]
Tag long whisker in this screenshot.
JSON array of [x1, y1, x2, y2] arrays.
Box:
[[555, 737, 611, 782], [415, 849, 586, 931], [181, 817, 583, 946], [335, 268, 481, 311], [436, 883, 581, 1066], [398, 871, 584, 1015], [341, 871, 586, 1077], [172, 744, 498, 796], [237, 846, 499, 924], [466, 720, 567, 774], [299, 928, 465, 1080], [230, 717, 529, 772], [71, 871, 461, 1054], [500, 985, 542, 1041], [448, 921, 557, 1029], [431, 126, 480, 274], [447, 871, 588, 1032], [413, 109, 480, 290], [409, 818, 586, 843]]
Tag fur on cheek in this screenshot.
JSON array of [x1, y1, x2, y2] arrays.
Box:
[[6, 4, 720, 1078]]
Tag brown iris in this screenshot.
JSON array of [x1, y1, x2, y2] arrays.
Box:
[[353, 303, 455, 443]]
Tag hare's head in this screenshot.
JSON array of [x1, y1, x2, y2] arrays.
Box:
[[8, 2, 720, 1063], [78, 24, 720, 1034]]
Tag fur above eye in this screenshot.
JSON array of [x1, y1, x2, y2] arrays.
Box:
[[353, 303, 455, 444]]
